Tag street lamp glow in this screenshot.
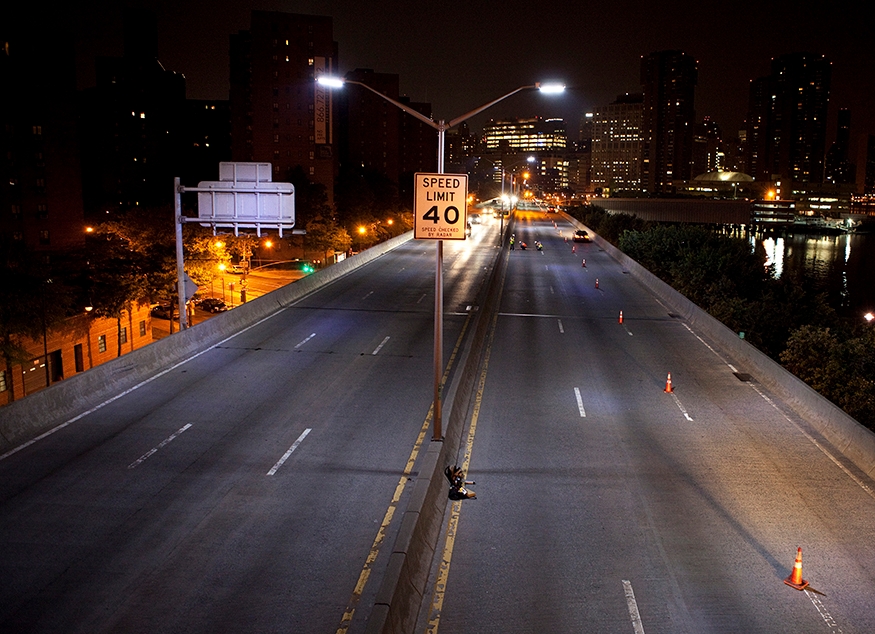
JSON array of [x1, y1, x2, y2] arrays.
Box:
[[536, 82, 566, 94], [865, 312, 874, 323], [316, 76, 345, 88]]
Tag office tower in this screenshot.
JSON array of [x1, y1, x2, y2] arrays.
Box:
[[640, 50, 698, 194], [230, 11, 338, 207], [591, 93, 644, 193], [745, 53, 831, 185]]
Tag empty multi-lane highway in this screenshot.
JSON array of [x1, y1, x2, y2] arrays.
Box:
[[2, 210, 874, 634]]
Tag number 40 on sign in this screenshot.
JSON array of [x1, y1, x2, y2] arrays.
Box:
[[414, 173, 468, 240]]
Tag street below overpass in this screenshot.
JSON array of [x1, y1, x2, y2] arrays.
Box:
[[1, 210, 874, 634]]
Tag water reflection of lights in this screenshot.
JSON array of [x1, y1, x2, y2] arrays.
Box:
[[758, 236, 784, 277]]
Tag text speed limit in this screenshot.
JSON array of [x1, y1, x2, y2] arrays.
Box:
[[414, 173, 468, 240]]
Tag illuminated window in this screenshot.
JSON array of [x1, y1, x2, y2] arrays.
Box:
[[0, 369, 6, 392], [139, 320, 146, 337], [98, 334, 107, 353], [120, 327, 127, 345]]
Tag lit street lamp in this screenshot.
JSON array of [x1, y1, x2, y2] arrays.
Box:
[[317, 76, 564, 440]]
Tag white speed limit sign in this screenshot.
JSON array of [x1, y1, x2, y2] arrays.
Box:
[[414, 173, 468, 240]]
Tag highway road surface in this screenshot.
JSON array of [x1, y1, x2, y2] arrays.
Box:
[[0, 219, 499, 634], [418, 211, 875, 633]]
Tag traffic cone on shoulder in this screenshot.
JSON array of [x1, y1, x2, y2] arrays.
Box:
[[664, 372, 673, 393], [582, 258, 586, 267], [784, 547, 809, 590], [619, 310, 624, 324], [595, 278, 599, 289]]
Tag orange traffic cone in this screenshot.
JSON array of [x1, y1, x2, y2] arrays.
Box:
[[572, 245, 577, 253], [595, 278, 599, 289], [664, 372, 673, 393], [582, 258, 586, 267], [784, 547, 809, 590], [619, 310, 624, 324]]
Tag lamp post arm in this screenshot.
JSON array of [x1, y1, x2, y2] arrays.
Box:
[[345, 80, 440, 130], [447, 85, 537, 128]]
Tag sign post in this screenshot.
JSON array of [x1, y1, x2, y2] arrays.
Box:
[[415, 173, 468, 441]]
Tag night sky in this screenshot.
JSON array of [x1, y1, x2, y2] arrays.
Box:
[[68, 0, 874, 154]]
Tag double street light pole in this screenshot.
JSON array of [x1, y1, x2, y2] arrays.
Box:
[[317, 76, 564, 440]]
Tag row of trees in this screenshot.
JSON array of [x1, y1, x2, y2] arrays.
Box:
[[565, 205, 875, 431]]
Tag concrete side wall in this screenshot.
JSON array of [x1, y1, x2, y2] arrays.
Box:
[[597, 198, 751, 225], [566, 214, 875, 479], [0, 232, 414, 454]]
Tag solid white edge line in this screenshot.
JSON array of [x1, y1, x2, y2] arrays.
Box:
[[574, 387, 586, 417], [128, 423, 193, 469], [266, 428, 311, 476], [622, 580, 646, 634]]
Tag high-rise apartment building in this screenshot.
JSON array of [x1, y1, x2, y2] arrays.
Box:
[[825, 108, 854, 185], [79, 8, 186, 216], [640, 50, 698, 194], [1, 13, 85, 252], [745, 53, 831, 185], [335, 68, 436, 195], [230, 11, 338, 207], [591, 93, 644, 193]]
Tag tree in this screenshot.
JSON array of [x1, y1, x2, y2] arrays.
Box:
[[304, 214, 351, 264]]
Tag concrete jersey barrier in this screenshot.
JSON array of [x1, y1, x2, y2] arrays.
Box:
[[564, 214, 875, 480]]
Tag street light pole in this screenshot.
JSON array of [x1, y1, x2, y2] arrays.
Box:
[[317, 77, 564, 440]]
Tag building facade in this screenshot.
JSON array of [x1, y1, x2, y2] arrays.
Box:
[[1, 15, 85, 253], [230, 11, 338, 207], [481, 117, 570, 192], [744, 53, 832, 186], [640, 50, 698, 194], [79, 8, 186, 217], [591, 93, 644, 194]]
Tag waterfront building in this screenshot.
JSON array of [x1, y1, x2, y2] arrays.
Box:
[[744, 53, 831, 186]]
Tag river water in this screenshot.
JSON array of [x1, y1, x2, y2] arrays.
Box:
[[754, 231, 875, 320]]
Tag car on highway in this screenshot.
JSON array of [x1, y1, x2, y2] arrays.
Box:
[[197, 298, 228, 313], [573, 230, 591, 243]]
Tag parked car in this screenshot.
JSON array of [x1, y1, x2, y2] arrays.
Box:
[[150, 304, 178, 319], [573, 230, 591, 243], [197, 298, 228, 313]]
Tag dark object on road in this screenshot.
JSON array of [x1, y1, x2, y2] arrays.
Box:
[[445, 465, 476, 500]]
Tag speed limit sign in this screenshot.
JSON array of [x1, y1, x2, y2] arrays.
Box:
[[414, 173, 468, 240]]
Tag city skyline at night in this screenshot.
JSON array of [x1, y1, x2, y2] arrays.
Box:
[[56, 0, 873, 152]]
